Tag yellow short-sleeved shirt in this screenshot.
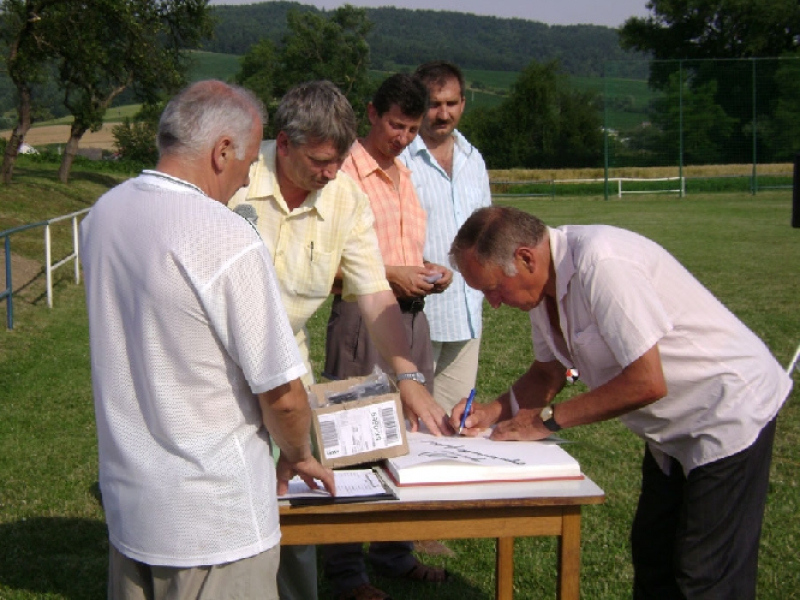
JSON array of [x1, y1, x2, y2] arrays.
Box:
[[229, 141, 389, 361]]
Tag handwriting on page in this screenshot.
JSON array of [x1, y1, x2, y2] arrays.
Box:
[[418, 439, 526, 466]]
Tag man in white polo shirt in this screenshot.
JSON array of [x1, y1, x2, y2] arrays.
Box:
[[451, 206, 791, 600], [81, 80, 334, 600]]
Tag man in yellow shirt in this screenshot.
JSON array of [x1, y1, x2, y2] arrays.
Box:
[[229, 80, 452, 600]]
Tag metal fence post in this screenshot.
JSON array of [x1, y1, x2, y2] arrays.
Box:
[[793, 153, 800, 228], [45, 223, 53, 308], [4, 236, 12, 330], [72, 215, 81, 284]]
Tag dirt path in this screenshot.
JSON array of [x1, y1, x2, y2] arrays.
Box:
[[0, 123, 118, 150], [0, 249, 42, 292]]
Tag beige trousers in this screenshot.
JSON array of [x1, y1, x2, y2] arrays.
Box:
[[108, 543, 280, 600]]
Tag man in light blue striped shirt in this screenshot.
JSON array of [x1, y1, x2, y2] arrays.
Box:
[[402, 61, 492, 412]]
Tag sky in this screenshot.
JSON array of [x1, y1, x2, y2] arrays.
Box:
[[209, 0, 650, 28]]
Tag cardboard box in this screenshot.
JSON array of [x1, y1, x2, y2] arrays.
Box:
[[308, 376, 409, 469]]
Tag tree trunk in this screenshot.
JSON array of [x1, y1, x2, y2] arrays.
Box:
[[57, 123, 87, 184], [1, 85, 33, 185]]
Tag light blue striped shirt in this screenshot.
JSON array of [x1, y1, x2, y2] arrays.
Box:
[[401, 130, 492, 342]]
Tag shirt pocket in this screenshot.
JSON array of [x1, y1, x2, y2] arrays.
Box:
[[283, 243, 337, 298], [571, 324, 621, 388]]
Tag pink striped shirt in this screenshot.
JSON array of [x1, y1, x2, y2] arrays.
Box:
[[341, 140, 426, 267]]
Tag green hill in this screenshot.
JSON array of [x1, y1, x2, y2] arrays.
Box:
[[205, 1, 648, 77]]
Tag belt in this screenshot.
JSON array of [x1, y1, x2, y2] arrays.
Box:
[[397, 297, 425, 313]]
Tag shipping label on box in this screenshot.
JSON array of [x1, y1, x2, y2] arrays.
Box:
[[309, 377, 409, 469]]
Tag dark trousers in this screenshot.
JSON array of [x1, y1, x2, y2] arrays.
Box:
[[631, 417, 777, 600], [323, 295, 434, 393], [322, 296, 434, 594]]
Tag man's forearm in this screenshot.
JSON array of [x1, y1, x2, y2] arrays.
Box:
[[509, 360, 566, 413], [550, 344, 667, 430], [356, 289, 417, 374], [258, 378, 314, 464]]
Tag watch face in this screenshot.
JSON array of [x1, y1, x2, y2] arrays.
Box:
[[540, 405, 553, 421]]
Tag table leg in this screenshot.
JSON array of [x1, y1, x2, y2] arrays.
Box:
[[496, 536, 515, 599], [556, 506, 582, 600]]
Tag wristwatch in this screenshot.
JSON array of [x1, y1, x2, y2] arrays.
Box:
[[539, 404, 562, 432], [396, 371, 426, 385]]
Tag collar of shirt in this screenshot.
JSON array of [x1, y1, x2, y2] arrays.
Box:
[[406, 129, 475, 162], [348, 139, 412, 182], [547, 226, 577, 303]]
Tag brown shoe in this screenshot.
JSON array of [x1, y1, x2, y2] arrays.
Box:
[[335, 582, 392, 600]]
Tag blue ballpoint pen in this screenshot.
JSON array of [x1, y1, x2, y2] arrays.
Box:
[[459, 388, 477, 435]]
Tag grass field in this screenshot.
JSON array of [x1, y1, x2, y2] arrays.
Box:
[[1, 167, 798, 598]]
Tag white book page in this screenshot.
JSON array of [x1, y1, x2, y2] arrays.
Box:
[[279, 468, 388, 499]]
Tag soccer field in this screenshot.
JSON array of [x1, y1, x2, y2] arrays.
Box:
[[2, 191, 798, 599]]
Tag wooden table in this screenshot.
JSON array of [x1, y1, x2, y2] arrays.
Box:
[[279, 474, 604, 600]]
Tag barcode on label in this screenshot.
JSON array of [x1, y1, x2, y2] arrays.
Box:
[[381, 407, 399, 444], [320, 419, 339, 451]]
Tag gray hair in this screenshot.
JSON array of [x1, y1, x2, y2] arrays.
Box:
[[157, 80, 266, 160], [273, 80, 357, 156], [450, 206, 548, 275]]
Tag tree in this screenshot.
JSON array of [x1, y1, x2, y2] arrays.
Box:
[[0, 0, 56, 184], [236, 5, 375, 132], [646, 71, 736, 165], [112, 102, 162, 166], [235, 38, 278, 111], [51, 0, 214, 183], [620, 0, 800, 67], [461, 61, 602, 169], [619, 0, 800, 165], [0, 0, 213, 185], [762, 58, 800, 161]]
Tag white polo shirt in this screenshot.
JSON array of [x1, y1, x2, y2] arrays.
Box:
[[531, 225, 791, 474], [81, 173, 306, 567]]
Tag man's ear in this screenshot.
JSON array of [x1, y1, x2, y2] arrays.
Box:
[[275, 131, 290, 156], [367, 102, 382, 126], [212, 136, 235, 174], [515, 246, 536, 272]]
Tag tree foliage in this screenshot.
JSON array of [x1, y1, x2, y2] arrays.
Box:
[[616, 0, 800, 166], [236, 5, 375, 134], [51, 0, 214, 183], [211, 2, 647, 77], [619, 0, 800, 65], [461, 61, 602, 169], [236, 38, 278, 110], [0, 0, 56, 184], [112, 102, 163, 167], [0, 0, 213, 186]]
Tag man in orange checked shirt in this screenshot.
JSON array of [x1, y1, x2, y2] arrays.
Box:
[[322, 73, 453, 600]]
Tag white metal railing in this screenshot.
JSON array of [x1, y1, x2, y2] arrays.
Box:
[[491, 176, 686, 198], [614, 176, 685, 198], [44, 208, 90, 308], [555, 176, 685, 197]]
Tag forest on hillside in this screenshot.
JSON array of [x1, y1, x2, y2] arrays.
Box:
[[206, 1, 648, 77]]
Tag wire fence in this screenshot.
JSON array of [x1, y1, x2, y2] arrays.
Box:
[[602, 57, 800, 198]]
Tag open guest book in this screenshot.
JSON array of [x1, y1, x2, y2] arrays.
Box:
[[383, 431, 583, 486]]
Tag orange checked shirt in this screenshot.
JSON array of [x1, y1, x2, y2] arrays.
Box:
[[341, 140, 426, 267]]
